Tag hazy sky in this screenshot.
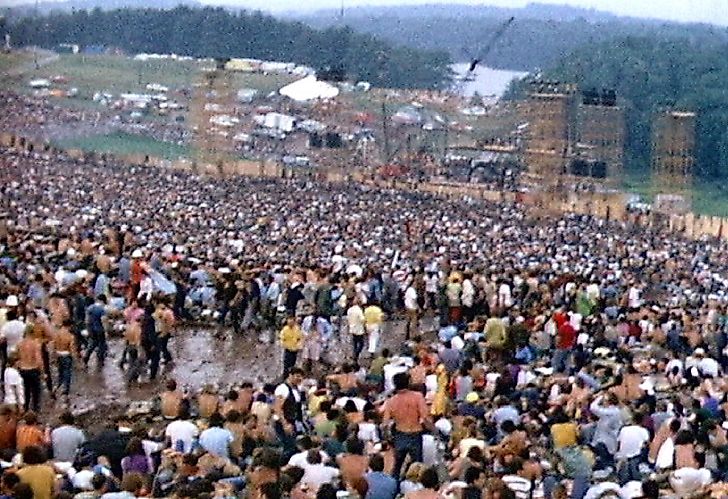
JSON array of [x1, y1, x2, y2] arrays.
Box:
[[205, 0, 728, 26]]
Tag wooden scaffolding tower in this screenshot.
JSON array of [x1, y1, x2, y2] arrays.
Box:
[[189, 61, 236, 175], [651, 109, 696, 214]]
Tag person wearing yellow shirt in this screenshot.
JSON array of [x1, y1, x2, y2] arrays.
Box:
[[363, 302, 384, 355], [279, 316, 303, 377], [550, 409, 579, 449], [17, 445, 57, 499]]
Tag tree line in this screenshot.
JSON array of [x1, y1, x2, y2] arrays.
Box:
[[300, 5, 728, 72], [5, 6, 453, 89]]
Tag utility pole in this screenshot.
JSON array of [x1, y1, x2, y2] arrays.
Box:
[[382, 99, 390, 163], [33, 0, 39, 69]]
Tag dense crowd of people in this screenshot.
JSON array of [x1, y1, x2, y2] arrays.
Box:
[[4, 96, 728, 499]]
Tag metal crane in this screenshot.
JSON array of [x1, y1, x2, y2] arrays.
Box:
[[455, 16, 515, 94]]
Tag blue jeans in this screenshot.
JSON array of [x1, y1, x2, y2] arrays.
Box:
[[84, 331, 107, 365], [283, 349, 298, 377], [617, 456, 642, 485], [392, 430, 423, 479], [353, 335, 365, 361], [57, 355, 73, 395], [159, 335, 172, 363], [552, 348, 572, 373]]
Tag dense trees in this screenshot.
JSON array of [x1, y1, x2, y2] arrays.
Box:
[[506, 37, 728, 179], [299, 4, 728, 72], [6, 6, 452, 89]]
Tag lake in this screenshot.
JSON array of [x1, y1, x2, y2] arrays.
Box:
[[450, 63, 529, 99]]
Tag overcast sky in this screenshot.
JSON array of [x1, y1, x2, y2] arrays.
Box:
[[206, 0, 728, 26]]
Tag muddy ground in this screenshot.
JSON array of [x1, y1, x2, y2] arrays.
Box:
[[49, 315, 438, 431]]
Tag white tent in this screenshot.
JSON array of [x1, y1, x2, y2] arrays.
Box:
[[279, 75, 339, 102]]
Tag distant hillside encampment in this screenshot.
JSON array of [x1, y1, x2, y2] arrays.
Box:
[[5, 5, 452, 89]]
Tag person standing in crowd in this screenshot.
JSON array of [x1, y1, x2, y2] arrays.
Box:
[[142, 302, 160, 381], [382, 372, 430, 479], [52, 319, 76, 399], [275, 367, 305, 431], [461, 271, 476, 324], [84, 295, 108, 368], [279, 316, 303, 378], [347, 299, 366, 362], [26, 310, 55, 399], [404, 282, 419, 341], [1, 308, 25, 381], [3, 354, 24, 411], [553, 311, 577, 373], [153, 300, 175, 365], [16, 331, 43, 413], [364, 302, 384, 357]]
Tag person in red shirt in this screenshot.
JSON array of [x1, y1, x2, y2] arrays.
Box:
[[553, 307, 569, 329], [553, 319, 576, 373], [627, 320, 642, 343], [129, 250, 145, 301]]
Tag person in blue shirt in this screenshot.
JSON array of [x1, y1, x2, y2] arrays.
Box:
[[365, 454, 397, 499], [199, 412, 234, 460], [27, 275, 47, 308], [84, 295, 108, 367], [94, 272, 110, 299], [118, 256, 131, 285]]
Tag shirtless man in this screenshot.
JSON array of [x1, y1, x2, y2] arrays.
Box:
[[26, 310, 55, 397], [160, 379, 184, 419], [153, 301, 175, 364], [124, 315, 144, 384], [53, 320, 77, 400], [16, 332, 43, 413]]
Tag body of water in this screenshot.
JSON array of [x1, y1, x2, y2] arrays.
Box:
[[450, 63, 529, 99]]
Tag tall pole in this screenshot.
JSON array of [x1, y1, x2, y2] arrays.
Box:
[[382, 99, 390, 164], [33, 0, 39, 69]]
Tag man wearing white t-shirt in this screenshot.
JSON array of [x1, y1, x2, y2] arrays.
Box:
[[275, 368, 305, 428], [461, 275, 475, 323], [288, 437, 330, 468], [3, 355, 24, 410], [586, 282, 600, 302], [1, 310, 26, 363], [165, 407, 199, 453], [569, 311, 583, 332], [615, 417, 650, 484], [498, 282, 512, 311], [628, 285, 642, 309], [696, 349, 720, 378], [300, 449, 340, 490]]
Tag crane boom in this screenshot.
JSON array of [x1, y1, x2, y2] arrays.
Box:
[[469, 16, 515, 72]]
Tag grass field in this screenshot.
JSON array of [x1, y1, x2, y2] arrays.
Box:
[[0, 52, 32, 74], [6, 54, 297, 98], [54, 132, 191, 161], [621, 170, 728, 217]]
